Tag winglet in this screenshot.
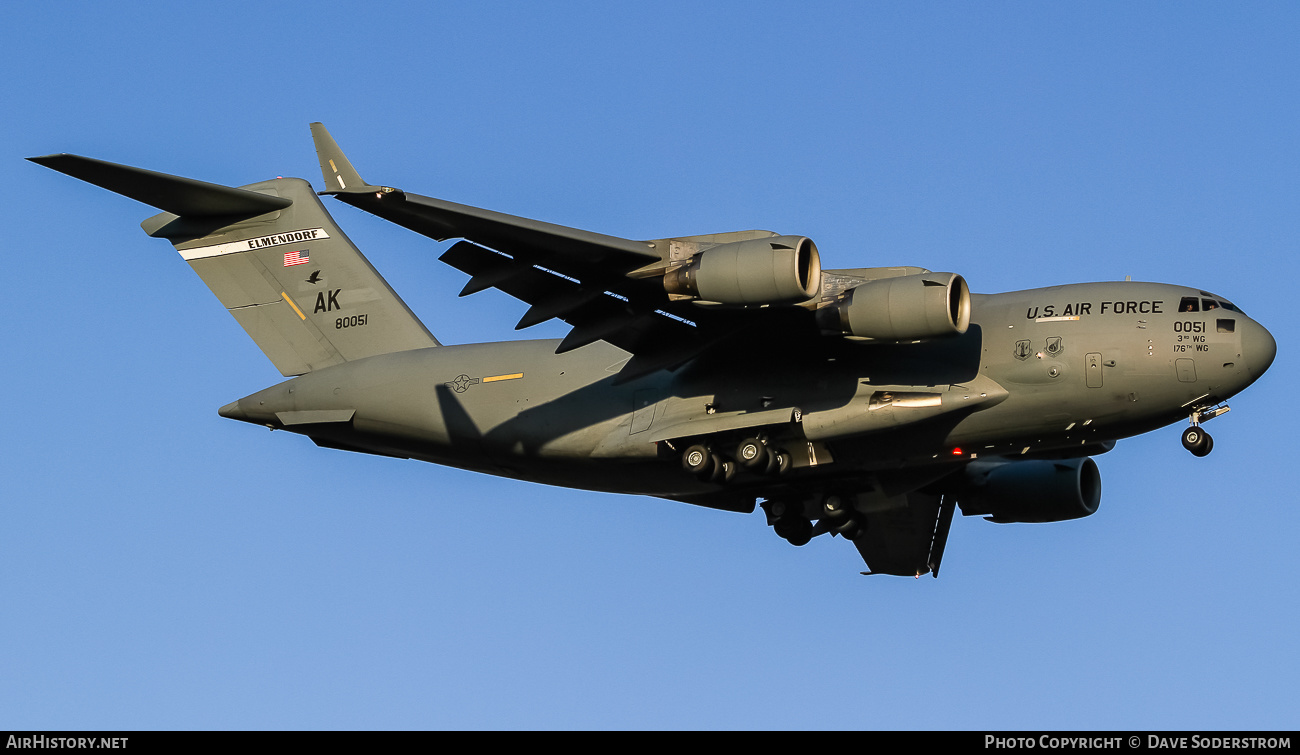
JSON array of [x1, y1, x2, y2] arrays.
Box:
[[27, 154, 291, 217], [310, 122, 380, 194]]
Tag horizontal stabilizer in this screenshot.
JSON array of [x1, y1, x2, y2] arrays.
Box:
[[27, 154, 291, 217]]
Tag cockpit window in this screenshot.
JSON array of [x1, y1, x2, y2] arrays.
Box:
[[1217, 319, 1235, 333], [1179, 297, 1200, 313], [1203, 292, 1247, 315], [1201, 298, 1220, 311]]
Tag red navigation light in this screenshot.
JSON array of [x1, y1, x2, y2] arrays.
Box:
[[951, 447, 963, 456]]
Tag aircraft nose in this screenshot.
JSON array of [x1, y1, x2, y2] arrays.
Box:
[[1239, 317, 1277, 379]]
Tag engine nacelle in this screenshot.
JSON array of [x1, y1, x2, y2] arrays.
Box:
[[826, 272, 970, 340], [663, 235, 821, 305], [957, 457, 1101, 524]]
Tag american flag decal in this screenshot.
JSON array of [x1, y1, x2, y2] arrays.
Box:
[[283, 250, 310, 267]]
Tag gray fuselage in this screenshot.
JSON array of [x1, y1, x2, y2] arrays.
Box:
[[220, 281, 1276, 505]]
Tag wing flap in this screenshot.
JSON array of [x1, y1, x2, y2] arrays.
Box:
[[516, 289, 605, 330], [440, 240, 701, 354], [555, 309, 648, 354]]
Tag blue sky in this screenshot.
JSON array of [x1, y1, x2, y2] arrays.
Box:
[[2, 2, 1296, 729]]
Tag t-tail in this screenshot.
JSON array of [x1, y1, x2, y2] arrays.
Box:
[[26, 153, 439, 376]]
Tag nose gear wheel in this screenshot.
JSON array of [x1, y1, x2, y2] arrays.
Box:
[[1181, 403, 1228, 457], [1181, 426, 1213, 457]]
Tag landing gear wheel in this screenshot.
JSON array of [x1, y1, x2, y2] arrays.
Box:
[[682, 444, 712, 475], [775, 516, 812, 546], [763, 499, 792, 519], [736, 437, 769, 469], [834, 517, 862, 541], [786, 523, 813, 547], [709, 458, 736, 483], [822, 494, 850, 520], [1182, 427, 1213, 457], [774, 452, 791, 476]]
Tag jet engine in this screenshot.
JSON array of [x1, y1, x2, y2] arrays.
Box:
[[956, 457, 1101, 523], [663, 235, 821, 305], [824, 272, 970, 340]]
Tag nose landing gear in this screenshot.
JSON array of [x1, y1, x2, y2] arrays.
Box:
[[1182, 403, 1230, 458], [1181, 426, 1213, 457]]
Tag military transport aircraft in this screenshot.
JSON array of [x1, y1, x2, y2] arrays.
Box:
[[28, 124, 1276, 577]]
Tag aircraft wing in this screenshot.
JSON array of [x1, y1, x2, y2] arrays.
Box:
[[310, 123, 814, 378]]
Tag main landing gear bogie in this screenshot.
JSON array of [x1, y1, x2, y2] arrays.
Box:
[[773, 513, 813, 546], [763, 494, 868, 547], [681, 444, 736, 482], [735, 436, 790, 476], [820, 494, 865, 541], [681, 438, 790, 483], [763, 499, 813, 547]]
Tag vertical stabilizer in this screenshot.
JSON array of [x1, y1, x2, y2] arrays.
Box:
[[31, 153, 439, 377], [145, 178, 440, 375]]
